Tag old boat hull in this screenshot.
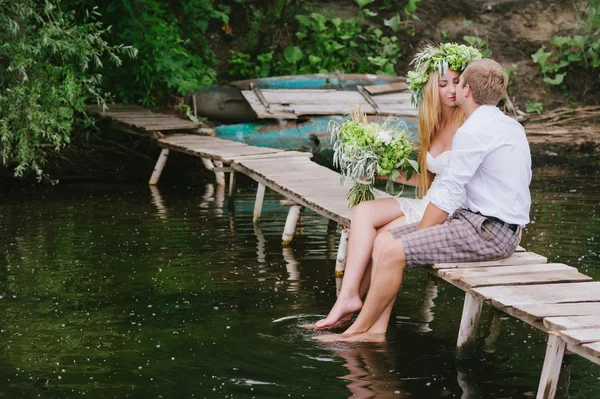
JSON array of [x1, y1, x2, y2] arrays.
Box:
[[213, 115, 418, 152], [189, 74, 407, 123]]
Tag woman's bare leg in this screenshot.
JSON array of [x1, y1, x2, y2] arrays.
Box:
[[313, 198, 406, 329]]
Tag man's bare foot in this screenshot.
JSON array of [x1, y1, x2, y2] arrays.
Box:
[[299, 315, 353, 331], [313, 296, 363, 330]]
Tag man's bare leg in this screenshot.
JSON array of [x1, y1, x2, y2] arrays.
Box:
[[312, 199, 405, 329]]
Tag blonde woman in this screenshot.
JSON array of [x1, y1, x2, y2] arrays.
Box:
[[309, 43, 482, 330]]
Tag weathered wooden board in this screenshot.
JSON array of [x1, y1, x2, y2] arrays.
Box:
[[438, 263, 574, 280], [231, 155, 391, 225], [544, 315, 600, 331], [241, 89, 417, 118], [364, 82, 409, 95], [87, 104, 201, 131], [506, 302, 600, 322], [438, 263, 590, 289], [158, 135, 284, 162], [560, 328, 600, 345], [432, 252, 547, 270], [581, 342, 600, 362], [472, 282, 600, 308]]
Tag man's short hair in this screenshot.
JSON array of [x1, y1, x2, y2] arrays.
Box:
[[461, 59, 508, 105]]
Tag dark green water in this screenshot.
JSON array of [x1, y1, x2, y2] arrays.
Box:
[[0, 166, 598, 399]]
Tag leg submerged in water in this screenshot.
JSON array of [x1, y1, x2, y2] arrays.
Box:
[[315, 232, 408, 342], [310, 199, 406, 330]]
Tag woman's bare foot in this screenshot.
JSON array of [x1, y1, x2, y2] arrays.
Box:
[[312, 296, 363, 330], [313, 331, 386, 343], [299, 314, 353, 330]]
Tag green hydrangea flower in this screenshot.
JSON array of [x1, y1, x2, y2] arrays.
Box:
[[407, 42, 483, 107]]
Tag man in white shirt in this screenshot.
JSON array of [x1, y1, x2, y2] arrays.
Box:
[[317, 59, 532, 342]]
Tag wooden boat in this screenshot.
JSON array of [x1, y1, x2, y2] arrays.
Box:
[[189, 73, 412, 123], [213, 115, 418, 152], [191, 73, 417, 151]]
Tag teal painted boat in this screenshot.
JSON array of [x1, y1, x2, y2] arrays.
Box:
[[189, 73, 407, 123], [213, 115, 418, 152]]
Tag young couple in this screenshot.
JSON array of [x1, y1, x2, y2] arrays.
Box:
[[308, 43, 532, 342]]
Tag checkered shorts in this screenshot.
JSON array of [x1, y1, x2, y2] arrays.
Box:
[[389, 208, 520, 268]]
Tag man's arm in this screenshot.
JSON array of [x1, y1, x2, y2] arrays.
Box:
[[418, 202, 448, 230]]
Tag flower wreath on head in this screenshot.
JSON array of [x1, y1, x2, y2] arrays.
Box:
[[407, 42, 483, 107]]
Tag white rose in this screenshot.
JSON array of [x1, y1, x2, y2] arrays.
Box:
[[376, 130, 392, 145]]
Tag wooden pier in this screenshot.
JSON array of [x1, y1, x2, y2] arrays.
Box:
[[88, 105, 599, 399]]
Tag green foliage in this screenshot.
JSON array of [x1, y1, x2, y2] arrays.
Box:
[[64, 0, 229, 105], [463, 35, 493, 58], [404, 0, 422, 21], [504, 63, 518, 86], [229, 9, 401, 79], [0, 0, 135, 177], [525, 100, 544, 114], [532, 0, 600, 94]]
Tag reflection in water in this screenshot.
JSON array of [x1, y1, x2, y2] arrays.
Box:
[[332, 344, 406, 399], [149, 185, 167, 219], [199, 183, 225, 217], [417, 277, 438, 333], [456, 363, 481, 399], [483, 311, 502, 353], [253, 223, 266, 264], [282, 247, 300, 294]]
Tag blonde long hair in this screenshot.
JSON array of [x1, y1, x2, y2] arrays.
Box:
[[416, 72, 466, 198]]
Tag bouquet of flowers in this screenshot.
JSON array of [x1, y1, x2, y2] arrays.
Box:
[[329, 109, 419, 207]]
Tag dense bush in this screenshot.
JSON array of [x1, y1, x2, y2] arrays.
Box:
[[532, 0, 600, 98], [228, 1, 404, 79], [0, 0, 135, 177], [63, 0, 229, 106]]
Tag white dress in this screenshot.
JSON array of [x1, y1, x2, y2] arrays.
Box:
[[395, 151, 465, 224]]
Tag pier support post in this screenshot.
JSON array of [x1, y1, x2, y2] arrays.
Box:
[[213, 160, 226, 186], [228, 171, 236, 197], [537, 333, 566, 399], [149, 148, 169, 185], [253, 183, 266, 223], [456, 293, 483, 359], [282, 205, 303, 246], [200, 158, 226, 186], [335, 227, 349, 277], [227, 171, 236, 210]]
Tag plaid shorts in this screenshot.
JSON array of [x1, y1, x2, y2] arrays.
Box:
[[389, 208, 521, 268]]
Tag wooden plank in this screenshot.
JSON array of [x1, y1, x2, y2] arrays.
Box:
[[364, 82, 409, 95], [432, 252, 547, 269], [104, 114, 175, 119], [241, 91, 297, 119], [560, 328, 600, 345], [231, 162, 353, 225], [261, 90, 366, 104], [268, 103, 376, 115], [438, 263, 574, 280], [158, 144, 283, 162], [439, 264, 590, 289], [581, 342, 600, 363], [507, 302, 600, 322], [472, 282, 600, 308], [230, 151, 311, 161], [142, 124, 202, 131], [454, 269, 590, 288], [544, 315, 600, 331]]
